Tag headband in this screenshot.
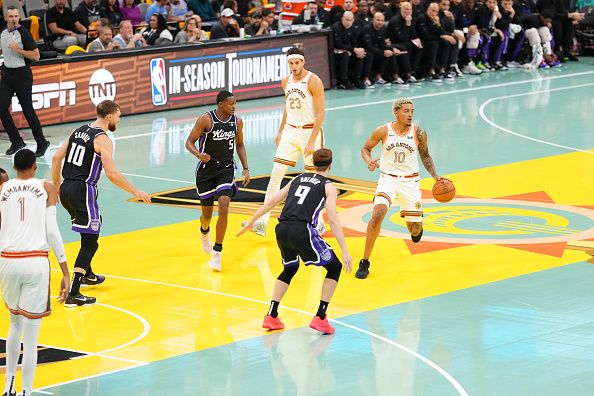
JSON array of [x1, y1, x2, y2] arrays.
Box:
[[313, 158, 332, 167], [287, 54, 305, 61]]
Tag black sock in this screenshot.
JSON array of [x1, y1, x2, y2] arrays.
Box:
[[316, 300, 329, 319], [200, 226, 210, 235], [268, 300, 280, 318], [213, 243, 223, 252], [70, 272, 83, 295]]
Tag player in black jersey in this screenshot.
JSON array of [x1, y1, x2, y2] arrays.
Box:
[[186, 91, 250, 272], [238, 149, 352, 334], [52, 100, 151, 307]]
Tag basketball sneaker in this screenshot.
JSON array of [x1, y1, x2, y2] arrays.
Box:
[[411, 229, 423, 243], [310, 315, 335, 334], [81, 273, 105, 286], [209, 251, 222, 271], [263, 315, 285, 330], [355, 259, 370, 279], [65, 293, 97, 307], [201, 231, 212, 254], [249, 220, 267, 237]]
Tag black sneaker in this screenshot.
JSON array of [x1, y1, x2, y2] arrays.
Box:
[[5, 142, 26, 155], [65, 293, 97, 307], [82, 273, 106, 286], [35, 140, 50, 157], [411, 229, 423, 243], [355, 259, 370, 279]]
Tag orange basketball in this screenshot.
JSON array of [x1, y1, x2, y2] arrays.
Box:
[[432, 179, 455, 203]]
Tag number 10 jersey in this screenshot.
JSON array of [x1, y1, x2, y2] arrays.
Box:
[[62, 125, 107, 186]]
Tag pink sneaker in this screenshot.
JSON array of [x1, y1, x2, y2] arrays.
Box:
[[263, 315, 285, 330], [309, 315, 335, 334]]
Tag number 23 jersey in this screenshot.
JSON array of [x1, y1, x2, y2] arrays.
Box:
[[62, 125, 107, 186], [279, 173, 329, 226], [284, 72, 316, 127]]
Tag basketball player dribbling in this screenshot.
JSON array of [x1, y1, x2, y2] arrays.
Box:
[[356, 99, 446, 279], [247, 46, 326, 237], [0, 149, 70, 396]]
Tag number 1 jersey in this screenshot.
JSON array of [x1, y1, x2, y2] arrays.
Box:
[[279, 173, 329, 226], [62, 125, 107, 186]]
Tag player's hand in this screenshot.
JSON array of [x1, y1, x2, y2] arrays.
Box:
[[342, 252, 352, 273], [8, 40, 18, 51], [237, 221, 252, 237], [435, 175, 450, 183], [242, 169, 251, 186], [304, 141, 315, 157], [134, 189, 151, 203], [197, 152, 211, 163], [58, 273, 69, 304], [367, 158, 380, 171]]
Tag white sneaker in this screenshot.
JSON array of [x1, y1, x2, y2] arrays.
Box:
[[209, 251, 222, 271], [507, 61, 522, 68], [462, 61, 482, 75], [201, 231, 212, 254], [250, 220, 267, 237]]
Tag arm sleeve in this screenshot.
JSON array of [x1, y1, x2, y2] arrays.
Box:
[[46, 205, 67, 263]]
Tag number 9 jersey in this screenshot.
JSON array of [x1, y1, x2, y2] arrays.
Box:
[[279, 173, 329, 227], [62, 125, 107, 186]]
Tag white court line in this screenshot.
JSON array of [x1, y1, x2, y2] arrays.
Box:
[[120, 172, 194, 184], [48, 269, 469, 396], [94, 302, 151, 355], [478, 82, 594, 154]]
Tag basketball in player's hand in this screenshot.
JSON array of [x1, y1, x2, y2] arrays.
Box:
[[432, 178, 455, 203]]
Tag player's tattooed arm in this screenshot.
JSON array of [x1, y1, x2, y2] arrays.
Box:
[[417, 127, 441, 181]]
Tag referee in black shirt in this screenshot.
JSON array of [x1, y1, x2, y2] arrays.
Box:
[[0, 6, 50, 157]]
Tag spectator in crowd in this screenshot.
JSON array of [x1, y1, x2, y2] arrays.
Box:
[[386, 0, 400, 18], [315, 0, 331, 27], [120, 0, 143, 26], [100, 0, 122, 26], [416, 2, 451, 80], [293, 2, 321, 25], [209, 8, 240, 38], [88, 24, 119, 51], [74, 0, 101, 35], [360, 11, 392, 87], [261, 9, 277, 31], [141, 12, 174, 44], [411, 0, 425, 19], [332, 11, 366, 89], [475, 0, 503, 70], [46, 0, 87, 49], [371, 1, 391, 20], [112, 19, 147, 47], [186, 0, 217, 21], [537, 0, 584, 60], [222, 0, 243, 26], [332, 0, 354, 23], [458, 0, 482, 74], [355, 0, 373, 24], [387, 2, 424, 82], [521, 9, 555, 68], [170, 0, 194, 20], [329, 5, 345, 26], [438, 0, 464, 76], [500, 0, 523, 67], [174, 14, 208, 42], [145, 0, 169, 22], [243, 10, 262, 35]]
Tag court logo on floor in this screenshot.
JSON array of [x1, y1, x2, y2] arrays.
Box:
[[0, 339, 86, 367]]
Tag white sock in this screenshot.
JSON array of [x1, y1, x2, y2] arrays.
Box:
[[21, 317, 41, 395], [4, 314, 22, 395], [260, 162, 289, 225]]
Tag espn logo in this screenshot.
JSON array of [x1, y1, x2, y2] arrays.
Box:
[[12, 82, 76, 112], [150, 58, 167, 106]]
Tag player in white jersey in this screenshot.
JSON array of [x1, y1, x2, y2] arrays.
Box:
[[247, 46, 326, 237], [355, 99, 446, 279], [0, 149, 69, 396]]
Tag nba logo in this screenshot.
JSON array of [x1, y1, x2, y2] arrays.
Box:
[[150, 58, 167, 106]]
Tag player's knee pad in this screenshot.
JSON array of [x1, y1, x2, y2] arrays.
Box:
[[467, 32, 480, 49], [324, 256, 342, 282], [537, 26, 552, 44], [278, 264, 299, 284]]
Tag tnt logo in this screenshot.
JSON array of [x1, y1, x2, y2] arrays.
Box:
[[150, 58, 167, 106], [12, 82, 76, 112], [88, 69, 116, 106]]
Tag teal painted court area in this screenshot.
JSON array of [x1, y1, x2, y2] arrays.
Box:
[[1, 59, 593, 395]]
